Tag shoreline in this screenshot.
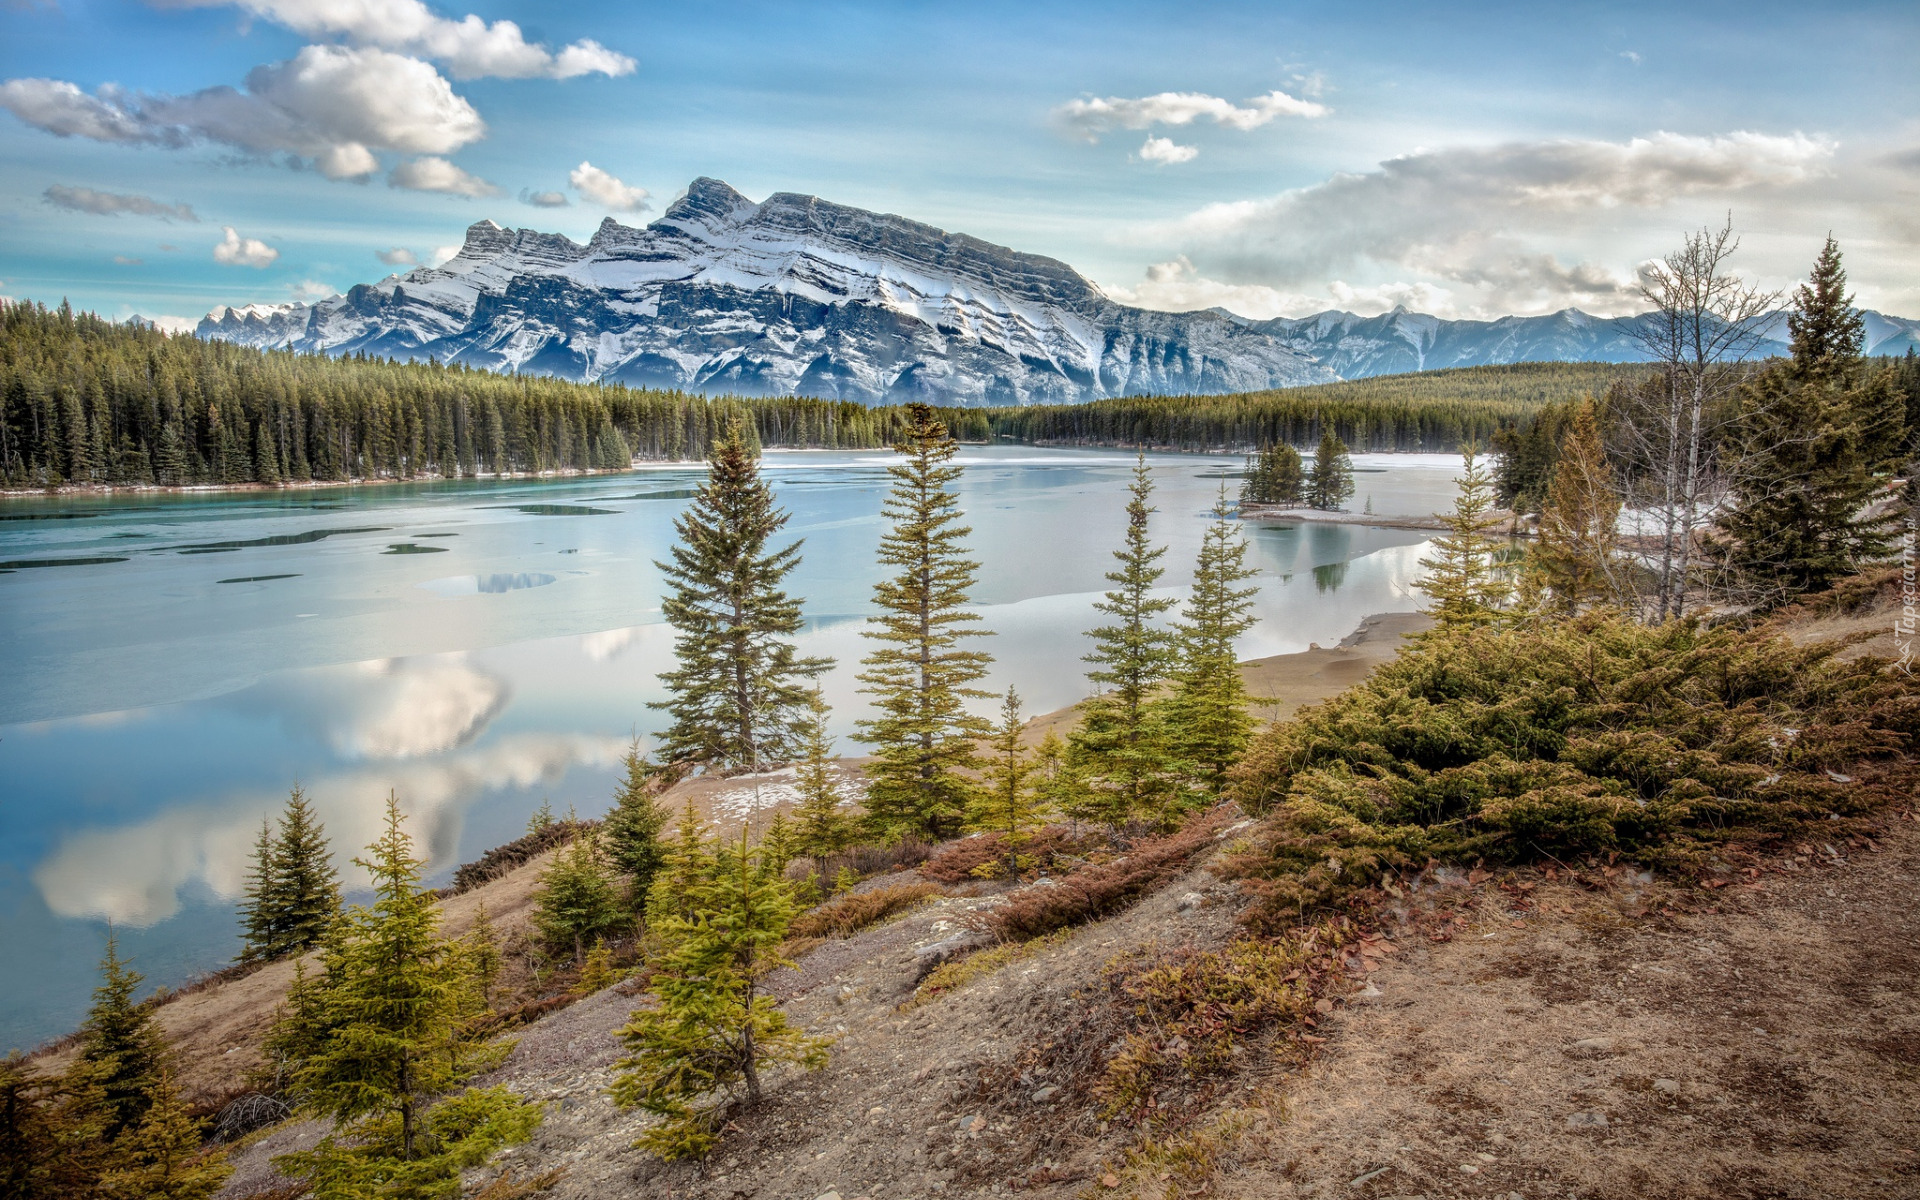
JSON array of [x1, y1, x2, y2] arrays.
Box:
[[1239, 501, 1532, 536]]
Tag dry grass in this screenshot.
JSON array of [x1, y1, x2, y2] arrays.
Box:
[[905, 928, 1077, 1007], [789, 882, 943, 940], [988, 811, 1234, 943]]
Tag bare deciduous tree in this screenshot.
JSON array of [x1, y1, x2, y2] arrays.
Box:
[[1618, 216, 1779, 620]]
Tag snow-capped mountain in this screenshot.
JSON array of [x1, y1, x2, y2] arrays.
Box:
[[196, 178, 1919, 403], [195, 178, 1335, 405], [1244, 305, 1918, 379]]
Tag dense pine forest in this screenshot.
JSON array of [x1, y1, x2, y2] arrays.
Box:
[[977, 361, 1653, 451], [0, 300, 949, 489]]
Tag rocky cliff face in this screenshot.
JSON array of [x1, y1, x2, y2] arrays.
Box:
[[195, 178, 1334, 405]]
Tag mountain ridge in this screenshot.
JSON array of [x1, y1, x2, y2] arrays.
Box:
[[196, 177, 1920, 405]]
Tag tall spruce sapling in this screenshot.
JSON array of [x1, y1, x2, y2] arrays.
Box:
[[1715, 237, 1908, 605], [971, 688, 1040, 872], [792, 690, 857, 867], [236, 819, 279, 963], [1240, 441, 1304, 507], [527, 798, 555, 835], [1165, 489, 1261, 798], [1070, 454, 1179, 827], [603, 740, 671, 903], [532, 830, 626, 966], [1418, 447, 1513, 630], [95, 1071, 231, 1200], [1306, 428, 1355, 510], [1031, 729, 1093, 835], [646, 797, 717, 927], [651, 419, 829, 774], [611, 825, 829, 1160], [269, 786, 341, 958], [856, 401, 995, 842], [1528, 399, 1624, 612], [78, 934, 168, 1142], [1, 1050, 114, 1197]]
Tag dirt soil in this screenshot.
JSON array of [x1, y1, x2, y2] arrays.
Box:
[[1214, 814, 1920, 1200]]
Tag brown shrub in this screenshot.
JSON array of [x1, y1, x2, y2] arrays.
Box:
[[918, 826, 1091, 883], [789, 882, 943, 940], [987, 810, 1232, 942], [444, 819, 598, 895]]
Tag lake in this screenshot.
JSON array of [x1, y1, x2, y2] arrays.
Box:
[[0, 446, 1465, 1048]]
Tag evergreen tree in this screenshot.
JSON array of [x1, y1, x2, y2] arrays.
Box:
[[0, 1051, 109, 1200], [1528, 399, 1623, 612], [602, 741, 670, 904], [236, 819, 280, 963], [1417, 447, 1512, 630], [971, 688, 1039, 871], [611, 826, 829, 1160], [269, 787, 341, 958], [1716, 238, 1909, 606], [527, 798, 555, 835], [96, 1072, 231, 1200], [1306, 428, 1355, 510], [1070, 456, 1180, 827], [1240, 441, 1303, 506], [1164, 490, 1261, 797], [856, 402, 995, 841], [287, 795, 466, 1160], [1031, 729, 1092, 833], [646, 798, 716, 926], [792, 690, 857, 866], [755, 812, 801, 878], [652, 420, 829, 773], [532, 830, 626, 965], [462, 905, 502, 1008], [77, 934, 167, 1143]]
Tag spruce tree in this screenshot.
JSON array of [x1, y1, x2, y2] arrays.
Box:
[[289, 794, 466, 1160], [1, 1050, 109, 1199], [532, 830, 626, 965], [269, 787, 340, 958], [1306, 427, 1355, 510], [652, 420, 828, 773], [462, 904, 502, 1008], [96, 1072, 231, 1200], [611, 826, 829, 1160], [1528, 399, 1623, 612], [755, 811, 801, 878], [1031, 730, 1092, 833], [1716, 238, 1908, 605], [971, 688, 1039, 872], [1418, 447, 1512, 630], [856, 402, 995, 841], [1164, 490, 1261, 797], [792, 690, 857, 866], [236, 819, 279, 964], [602, 741, 670, 903], [1070, 455, 1180, 827], [527, 798, 555, 835], [77, 934, 167, 1142], [646, 798, 716, 926], [1241, 441, 1303, 506]]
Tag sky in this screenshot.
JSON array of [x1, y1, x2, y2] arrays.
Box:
[[1, 0, 1916, 328]]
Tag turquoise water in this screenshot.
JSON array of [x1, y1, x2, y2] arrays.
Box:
[[0, 446, 1463, 1047]]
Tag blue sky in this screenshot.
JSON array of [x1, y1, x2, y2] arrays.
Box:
[[2, 0, 1916, 325]]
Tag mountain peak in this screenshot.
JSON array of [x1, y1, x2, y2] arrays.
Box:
[[459, 218, 514, 258], [665, 177, 755, 225]]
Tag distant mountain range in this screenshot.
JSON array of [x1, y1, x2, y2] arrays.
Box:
[[193, 178, 1919, 406]]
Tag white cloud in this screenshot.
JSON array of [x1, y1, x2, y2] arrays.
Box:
[[389, 155, 497, 196], [519, 187, 569, 207], [1146, 130, 1836, 316], [289, 278, 336, 301], [212, 225, 279, 267], [376, 246, 418, 265], [569, 160, 648, 211], [2, 46, 485, 181], [112, 254, 144, 265], [1057, 87, 1328, 142], [1138, 136, 1198, 165], [430, 243, 459, 265], [145, 314, 199, 333], [177, 0, 635, 80], [45, 184, 198, 221], [30, 731, 624, 924]]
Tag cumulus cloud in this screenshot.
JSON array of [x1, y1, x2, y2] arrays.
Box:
[[1146, 131, 1835, 315], [389, 154, 496, 195], [519, 187, 568, 207], [289, 279, 336, 301], [1057, 87, 1328, 142], [430, 243, 459, 265], [568, 160, 648, 211], [175, 0, 635, 80], [1, 46, 485, 180], [212, 225, 278, 267], [376, 246, 418, 265], [1138, 136, 1198, 165], [45, 184, 198, 221], [31, 731, 624, 924]]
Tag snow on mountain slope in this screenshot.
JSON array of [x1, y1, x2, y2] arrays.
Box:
[[196, 179, 1332, 406]]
